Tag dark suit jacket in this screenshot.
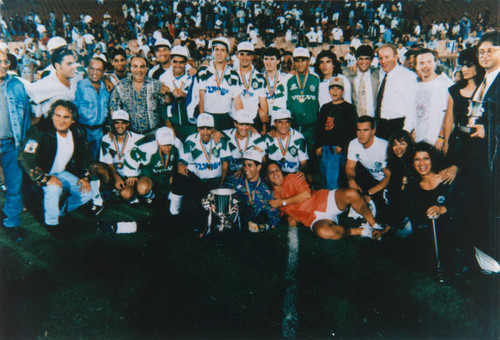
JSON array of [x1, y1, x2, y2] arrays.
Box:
[[344, 67, 380, 116]]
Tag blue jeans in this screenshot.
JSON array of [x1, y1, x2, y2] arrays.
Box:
[[42, 171, 93, 226], [320, 146, 345, 190], [84, 127, 103, 162], [0, 139, 23, 227]]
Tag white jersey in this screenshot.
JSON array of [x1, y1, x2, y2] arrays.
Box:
[[263, 71, 290, 114], [100, 131, 146, 177], [347, 136, 388, 181], [181, 133, 231, 179], [414, 74, 453, 145], [258, 128, 309, 173], [159, 68, 193, 118], [233, 66, 266, 119], [222, 128, 262, 172]]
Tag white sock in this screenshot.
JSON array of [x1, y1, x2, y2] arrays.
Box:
[[91, 179, 103, 206], [168, 192, 183, 215]]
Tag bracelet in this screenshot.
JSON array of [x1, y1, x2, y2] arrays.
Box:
[[438, 135, 444, 140]]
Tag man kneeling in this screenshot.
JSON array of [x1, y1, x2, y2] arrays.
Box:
[[264, 161, 386, 239]]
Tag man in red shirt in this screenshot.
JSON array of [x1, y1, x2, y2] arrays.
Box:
[[264, 161, 386, 240]]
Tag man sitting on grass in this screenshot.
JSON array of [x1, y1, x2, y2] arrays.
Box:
[[264, 161, 387, 240]]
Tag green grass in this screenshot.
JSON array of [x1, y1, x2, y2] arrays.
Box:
[[0, 194, 498, 339]]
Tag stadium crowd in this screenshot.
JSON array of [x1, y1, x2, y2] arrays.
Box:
[[0, 0, 499, 279]]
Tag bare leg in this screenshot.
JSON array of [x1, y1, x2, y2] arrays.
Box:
[[311, 219, 347, 240], [335, 188, 376, 226]]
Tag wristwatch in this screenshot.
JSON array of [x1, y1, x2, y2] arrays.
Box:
[[282, 199, 287, 206]]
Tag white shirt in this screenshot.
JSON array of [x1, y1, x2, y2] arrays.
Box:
[[354, 70, 375, 117], [414, 74, 453, 145], [234, 66, 266, 119], [347, 136, 388, 181], [223, 128, 262, 172], [331, 28, 343, 41], [100, 131, 145, 177], [264, 71, 290, 113], [50, 131, 74, 174], [378, 65, 418, 132]]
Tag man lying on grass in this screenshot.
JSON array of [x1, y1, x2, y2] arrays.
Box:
[[264, 161, 388, 239]]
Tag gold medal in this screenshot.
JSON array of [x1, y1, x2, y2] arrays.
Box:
[[215, 89, 221, 95], [207, 164, 212, 170], [269, 98, 275, 105], [298, 96, 305, 103], [244, 93, 250, 99], [116, 162, 123, 169]]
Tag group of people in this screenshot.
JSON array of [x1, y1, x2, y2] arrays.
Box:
[[0, 4, 499, 276]]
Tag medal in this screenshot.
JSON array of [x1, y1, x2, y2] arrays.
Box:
[[200, 138, 214, 171], [265, 71, 279, 103], [280, 158, 286, 163], [112, 131, 130, 168], [296, 71, 309, 104], [245, 178, 261, 205], [277, 133, 290, 164], [240, 66, 253, 98], [158, 143, 171, 170], [244, 92, 250, 98], [269, 98, 275, 105], [214, 62, 226, 96], [236, 133, 249, 158]]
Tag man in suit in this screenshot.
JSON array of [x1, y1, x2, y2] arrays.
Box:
[[345, 45, 379, 118]]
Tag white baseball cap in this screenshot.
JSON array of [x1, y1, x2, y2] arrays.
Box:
[[154, 38, 172, 50], [155, 127, 175, 145], [234, 110, 255, 124], [197, 113, 215, 128], [243, 149, 263, 164], [293, 47, 310, 59], [237, 41, 254, 53], [111, 110, 130, 121], [47, 36, 68, 52], [212, 37, 230, 51], [170, 45, 189, 59], [273, 108, 292, 122]]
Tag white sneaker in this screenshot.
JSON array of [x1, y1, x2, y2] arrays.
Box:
[[359, 223, 374, 238]]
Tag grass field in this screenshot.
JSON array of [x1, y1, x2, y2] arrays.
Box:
[[0, 193, 498, 339]]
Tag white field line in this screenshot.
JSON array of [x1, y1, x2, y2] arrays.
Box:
[[282, 226, 299, 338]]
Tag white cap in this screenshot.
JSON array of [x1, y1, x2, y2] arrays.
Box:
[[155, 127, 175, 145], [197, 113, 215, 128], [170, 45, 189, 59], [293, 47, 310, 59], [111, 110, 129, 121], [243, 149, 263, 164], [212, 37, 230, 51], [47, 36, 67, 52], [154, 38, 172, 50], [273, 108, 292, 122], [234, 110, 254, 124], [237, 41, 254, 53], [0, 42, 7, 52], [93, 54, 107, 63]]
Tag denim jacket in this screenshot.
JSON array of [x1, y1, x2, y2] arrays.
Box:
[[74, 78, 110, 127], [4, 74, 31, 149]]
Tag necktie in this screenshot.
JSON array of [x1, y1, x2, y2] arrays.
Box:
[[357, 74, 367, 116], [375, 73, 387, 120]]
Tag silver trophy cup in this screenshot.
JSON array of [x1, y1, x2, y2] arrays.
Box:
[[204, 188, 239, 233]]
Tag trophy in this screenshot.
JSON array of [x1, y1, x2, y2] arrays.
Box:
[[459, 99, 485, 134], [202, 188, 239, 235]]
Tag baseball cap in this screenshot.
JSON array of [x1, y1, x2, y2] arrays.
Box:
[[111, 110, 130, 121], [234, 110, 255, 124], [328, 76, 344, 89], [293, 47, 310, 59], [212, 37, 230, 51], [197, 113, 215, 128], [237, 41, 254, 53], [155, 127, 175, 145], [170, 45, 189, 59], [273, 108, 292, 121], [243, 149, 263, 164], [47, 36, 68, 52], [154, 38, 172, 50]]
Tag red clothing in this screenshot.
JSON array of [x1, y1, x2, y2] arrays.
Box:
[[275, 174, 329, 227]]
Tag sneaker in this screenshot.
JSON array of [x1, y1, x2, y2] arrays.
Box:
[[359, 223, 374, 238], [129, 197, 140, 205], [89, 204, 105, 216], [144, 197, 154, 205], [248, 221, 270, 233]]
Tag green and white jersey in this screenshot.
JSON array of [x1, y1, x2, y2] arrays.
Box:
[[126, 138, 183, 183], [159, 69, 193, 126], [223, 128, 262, 172], [181, 133, 231, 179], [286, 72, 320, 126], [233, 66, 266, 119], [264, 71, 291, 113], [259, 128, 309, 173], [100, 131, 146, 177], [197, 61, 242, 114]]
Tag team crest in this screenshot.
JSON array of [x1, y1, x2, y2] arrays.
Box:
[[437, 196, 446, 204], [213, 148, 220, 157], [289, 146, 298, 157], [375, 161, 382, 170], [309, 85, 315, 91], [253, 82, 259, 89], [356, 153, 360, 160]]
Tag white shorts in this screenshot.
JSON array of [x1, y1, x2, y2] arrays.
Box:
[[311, 189, 344, 230]]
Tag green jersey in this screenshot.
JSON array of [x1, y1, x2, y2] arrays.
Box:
[[286, 72, 320, 126]]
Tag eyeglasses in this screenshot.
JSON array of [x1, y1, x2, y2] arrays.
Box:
[[478, 47, 500, 57]]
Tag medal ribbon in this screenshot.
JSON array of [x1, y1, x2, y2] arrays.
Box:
[[214, 62, 227, 91], [236, 133, 250, 155], [277, 133, 290, 158], [112, 131, 130, 162], [157, 143, 172, 169], [245, 177, 261, 205], [296, 71, 309, 98], [240, 67, 253, 94], [265, 71, 279, 98], [200, 139, 213, 164]]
